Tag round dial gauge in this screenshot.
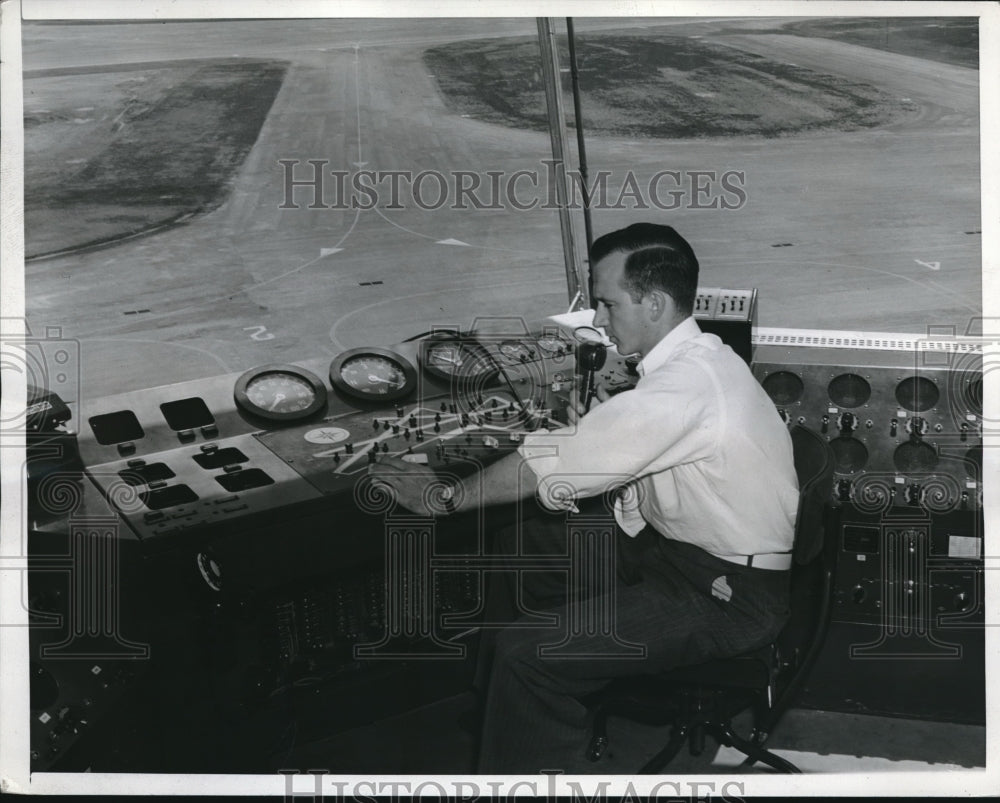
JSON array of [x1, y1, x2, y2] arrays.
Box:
[[536, 334, 571, 355], [422, 338, 497, 382], [329, 348, 417, 402], [234, 364, 327, 421]]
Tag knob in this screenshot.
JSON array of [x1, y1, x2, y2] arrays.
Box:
[[960, 422, 969, 442], [906, 416, 928, 437], [821, 414, 829, 434], [778, 409, 791, 424], [890, 418, 898, 437], [904, 484, 923, 506], [836, 479, 852, 502], [838, 412, 857, 433]]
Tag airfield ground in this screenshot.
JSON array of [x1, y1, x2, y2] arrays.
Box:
[[20, 16, 982, 397]]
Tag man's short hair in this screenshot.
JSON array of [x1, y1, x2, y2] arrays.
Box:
[[590, 223, 699, 316]]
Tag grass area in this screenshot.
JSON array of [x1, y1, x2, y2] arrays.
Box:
[[424, 34, 911, 140], [24, 59, 287, 258], [777, 18, 978, 70]]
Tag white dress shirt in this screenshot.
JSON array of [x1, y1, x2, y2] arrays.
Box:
[[518, 317, 798, 558]]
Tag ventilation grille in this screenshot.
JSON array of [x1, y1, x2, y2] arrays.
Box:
[[753, 328, 984, 354]]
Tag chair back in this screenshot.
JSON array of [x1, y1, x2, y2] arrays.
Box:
[[789, 425, 836, 564]]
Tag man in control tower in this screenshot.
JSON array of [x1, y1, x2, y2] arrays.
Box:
[[370, 222, 798, 773]]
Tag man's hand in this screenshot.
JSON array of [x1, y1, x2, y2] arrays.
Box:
[[564, 382, 610, 426], [367, 455, 446, 516]]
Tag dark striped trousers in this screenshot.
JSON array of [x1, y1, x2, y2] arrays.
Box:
[[475, 504, 791, 774]]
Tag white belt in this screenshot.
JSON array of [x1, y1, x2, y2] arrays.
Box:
[[712, 551, 792, 571]]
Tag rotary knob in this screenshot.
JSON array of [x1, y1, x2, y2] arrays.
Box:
[[838, 412, 857, 434]]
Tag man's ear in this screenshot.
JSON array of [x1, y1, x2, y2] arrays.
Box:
[[644, 289, 670, 322]]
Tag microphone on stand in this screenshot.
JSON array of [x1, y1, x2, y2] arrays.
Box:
[[577, 341, 607, 414]]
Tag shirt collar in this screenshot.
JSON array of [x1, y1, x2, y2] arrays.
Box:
[[636, 316, 701, 377]]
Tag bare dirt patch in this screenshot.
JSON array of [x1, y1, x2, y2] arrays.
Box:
[[424, 33, 914, 139], [24, 59, 288, 259]]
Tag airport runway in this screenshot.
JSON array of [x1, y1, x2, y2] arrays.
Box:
[[20, 18, 981, 399]]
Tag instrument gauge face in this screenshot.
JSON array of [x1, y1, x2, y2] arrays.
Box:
[[536, 334, 571, 355], [329, 348, 417, 402], [422, 338, 497, 382], [234, 365, 327, 421]]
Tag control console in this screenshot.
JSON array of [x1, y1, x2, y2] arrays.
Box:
[[66, 327, 578, 549]]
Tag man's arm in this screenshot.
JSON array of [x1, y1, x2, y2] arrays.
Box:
[[367, 388, 607, 516], [367, 449, 536, 516]]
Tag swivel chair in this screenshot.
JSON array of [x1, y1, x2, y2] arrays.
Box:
[[586, 424, 837, 773]]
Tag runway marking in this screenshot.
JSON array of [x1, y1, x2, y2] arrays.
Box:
[[915, 259, 941, 271], [327, 278, 563, 352], [372, 207, 548, 256], [372, 207, 439, 241], [321, 247, 343, 257], [243, 325, 275, 341]]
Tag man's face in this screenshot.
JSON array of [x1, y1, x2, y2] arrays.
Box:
[[591, 251, 649, 357]]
